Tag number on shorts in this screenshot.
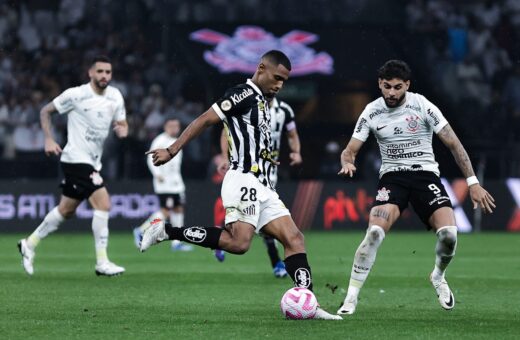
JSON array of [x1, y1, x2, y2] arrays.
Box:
[[428, 183, 441, 194], [240, 187, 257, 201]]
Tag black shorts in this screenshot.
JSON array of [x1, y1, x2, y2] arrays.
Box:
[[60, 162, 105, 200], [158, 193, 186, 209], [373, 171, 452, 228]]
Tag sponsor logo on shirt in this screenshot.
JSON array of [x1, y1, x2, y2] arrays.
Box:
[[355, 118, 367, 133], [230, 88, 254, 105], [369, 108, 388, 119], [427, 108, 440, 126], [405, 104, 421, 112]]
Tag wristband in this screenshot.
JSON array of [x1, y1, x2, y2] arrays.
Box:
[[166, 147, 174, 159], [466, 176, 479, 186]]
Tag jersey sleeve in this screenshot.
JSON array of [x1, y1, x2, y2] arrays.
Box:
[[351, 107, 371, 142], [421, 95, 448, 133], [280, 102, 296, 131], [52, 88, 77, 114], [211, 85, 255, 120], [114, 90, 126, 121]]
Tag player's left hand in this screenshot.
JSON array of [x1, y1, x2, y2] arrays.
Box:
[[469, 184, 496, 213], [289, 152, 302, 166], [146, 148, 176, 166], [113, 121, 128, 138]]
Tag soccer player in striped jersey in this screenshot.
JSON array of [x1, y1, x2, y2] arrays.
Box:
[[218, 97, 302, 278], [141, 50, 340, 320], [337, 60, 495, 315], [17, 56, 127, 277]]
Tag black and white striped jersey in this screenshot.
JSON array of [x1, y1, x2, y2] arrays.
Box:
[[269, 98, 296, 188], [212, 79, 275, 189]]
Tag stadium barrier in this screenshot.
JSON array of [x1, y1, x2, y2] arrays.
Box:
[[0, 179, 518, 232]]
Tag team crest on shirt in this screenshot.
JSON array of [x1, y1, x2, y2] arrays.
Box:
[[221, 100, 232, 111], [90, 171, 104, 186], [376, 187, 391, 202], [406, 115, 420, 133], [258, 100, 266, 112]]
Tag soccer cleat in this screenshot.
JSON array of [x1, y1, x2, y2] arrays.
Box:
[[214, 249, 225, 262], [95, 261, 125, 276], [17, 239, 35, 276], [171, 240, 193, 252], [133, 227, 143, 249], [314, 307, 343, 320], [337, 297, 358, 315], [430, 274, 455, 310], [273, 261, 288, 278], [140, 218, 169, 252]]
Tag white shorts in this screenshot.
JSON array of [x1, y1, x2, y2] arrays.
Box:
[[221, 170, 290, 233]]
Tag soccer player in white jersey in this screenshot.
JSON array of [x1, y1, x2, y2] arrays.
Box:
[[141, 50, 341, 320], [218, 97, 302, 278], [337, 60, 496, 315], [133, 116, 192, 252], [17, 55, 128, 277]]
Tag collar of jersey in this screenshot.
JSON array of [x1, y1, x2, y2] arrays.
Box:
[[88, 82, 107, 97], [246, 79, 263, 96]]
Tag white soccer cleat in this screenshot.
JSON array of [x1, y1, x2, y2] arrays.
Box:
[[17, 239, 35, 276], [95, 261, 125, 276], [337, 297, 358, 315], [140, 218, 168, 252], [314, 307, 343, 320], [430, 274, 455, 310]]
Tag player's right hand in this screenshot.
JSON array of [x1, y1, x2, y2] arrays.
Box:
[[338, 163, 356, 178], [44, 138, 62, 156], [146, 148, 175, 166], [217, 160, 230, 175]]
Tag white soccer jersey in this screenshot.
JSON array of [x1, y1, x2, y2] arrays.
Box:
[[269, 98, 296, 188], [352, 92, 448, 177], [147, 133, 185, 194], [53, 83, 126, 171]]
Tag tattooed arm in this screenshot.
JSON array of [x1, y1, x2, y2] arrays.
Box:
[[437, 124, 496, 213]]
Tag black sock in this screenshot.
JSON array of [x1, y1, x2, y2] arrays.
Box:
[[284, 253, 313, 291], [165, 223, 222, 249], [264, 235, 281, 268]]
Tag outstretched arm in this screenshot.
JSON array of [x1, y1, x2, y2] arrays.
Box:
[[437, 124, 496, 213], [40, 102, 62, 156], [338, 137, 364, 178], [147, 108, 221, 166], [286, 129, 302, 166]]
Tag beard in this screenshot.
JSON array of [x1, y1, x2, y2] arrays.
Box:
[[94, 79, 109, 90], [384, 93, 406, 108]]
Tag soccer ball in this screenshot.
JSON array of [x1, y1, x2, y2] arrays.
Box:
[[280, 287, 317, 319]]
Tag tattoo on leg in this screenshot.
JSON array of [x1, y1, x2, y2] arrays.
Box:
[[371, 209, 390, 221]]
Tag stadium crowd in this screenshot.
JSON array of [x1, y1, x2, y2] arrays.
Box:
[[0, 0, 518, 179]]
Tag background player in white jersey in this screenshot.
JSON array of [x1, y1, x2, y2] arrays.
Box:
[[133, 116, 192, 252], [17, 56, 128, 277], [218, 97, 302, 278], [141, 50, 341, 320], [337, 60, 496, 315]]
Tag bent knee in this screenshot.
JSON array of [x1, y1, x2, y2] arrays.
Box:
[[437, 226, 457, 248]]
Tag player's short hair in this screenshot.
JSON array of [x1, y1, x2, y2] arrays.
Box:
[[164, 114, 180, 124], [378, 60, 411, 81], [90, 55, 111, 67], [261, 50, 291, 71]]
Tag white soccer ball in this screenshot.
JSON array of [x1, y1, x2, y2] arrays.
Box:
[[280, 287, 318, 319]]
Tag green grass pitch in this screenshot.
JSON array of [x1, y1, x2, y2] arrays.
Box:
[[1, 232, 519, 339]]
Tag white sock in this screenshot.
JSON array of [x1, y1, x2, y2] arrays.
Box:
[[27, 207, 65, 250], [92, 210, 110, 265], [138, 211, 165, 232], [170, 212, 184, 228], [346, 225, 385, 301], [432, 226, 457, 281]]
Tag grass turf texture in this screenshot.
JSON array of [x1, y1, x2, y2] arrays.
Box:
[[1, 232, 519, 339]]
